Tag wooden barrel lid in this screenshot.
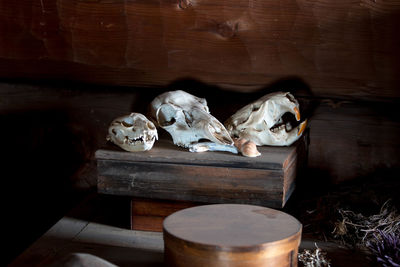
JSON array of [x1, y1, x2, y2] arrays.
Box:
[[163, 204, 302, 250]]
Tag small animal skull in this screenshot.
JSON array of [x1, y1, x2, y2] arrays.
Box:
[[225, 92, 307, 147], [149, 90, 234, 149], [107, 113, 158, 152]]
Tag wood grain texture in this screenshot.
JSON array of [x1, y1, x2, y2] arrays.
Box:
[[98, 160, 285, 206], [131, 215, 165, 232], [1, 0, 400, 98], [131, 198, 197, 231], [307, 100, 400, 183], [96, 136, 307, 208], [96, 139, 297, 171], [131, 198, 197, 217]]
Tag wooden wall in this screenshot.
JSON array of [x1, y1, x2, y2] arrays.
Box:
[[1, 0, 400, 184], [1, 0, 400, 99], [1, 82, 399, 186]]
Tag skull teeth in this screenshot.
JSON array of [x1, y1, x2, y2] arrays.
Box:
[[270, 124, 287, 133], [125, 136, 143, 144], [286, 122, 292, 131], [269, 111, 299, 133], [124, 135, 156, 144], [146, 135, 157, 142]]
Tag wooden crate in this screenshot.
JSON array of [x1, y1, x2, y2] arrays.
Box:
[[96, 132, 308, 209]]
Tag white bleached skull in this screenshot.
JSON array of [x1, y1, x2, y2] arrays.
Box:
[[107, 113, 158, 152], [149, 90, 234, 149], [225, 92, 307, 146]]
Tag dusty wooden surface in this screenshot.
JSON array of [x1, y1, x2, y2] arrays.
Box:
[[9, 217, 165, 267], [164, 204, 301, 248], [96, 139, 299, 171], [96, 134, 307, 208], [1, 0, 400, 99]]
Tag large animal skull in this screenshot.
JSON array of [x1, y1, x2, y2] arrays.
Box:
[[225, 92, 307, 147], [149, 90, 234, 150], [107, 113, 158, 152]]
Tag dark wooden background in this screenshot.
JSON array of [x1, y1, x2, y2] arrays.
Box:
[[1, 0, 400, 182], [1, 0, 400, 99], [1, 0, 400, 264]]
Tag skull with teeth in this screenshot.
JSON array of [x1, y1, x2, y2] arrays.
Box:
[[149, 90, 234, 151], [224, 92, 307, 147], [107, 113, 158, 152]]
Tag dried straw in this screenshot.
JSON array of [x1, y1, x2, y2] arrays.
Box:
[[332, 200, 400, 249], [298, 243, 331, 267]]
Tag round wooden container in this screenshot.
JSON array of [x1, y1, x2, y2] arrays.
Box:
[[163, 204, 302, 267]]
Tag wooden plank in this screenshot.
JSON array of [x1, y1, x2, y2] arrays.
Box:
[[131, 198, 198, 231], [98, 160, 285, 207], [1, 0, 400, 98], [10, 217, 164, 267], [131, 215, 165, 232], [131, 198, 197, 217], [96, 139, 297, 171]]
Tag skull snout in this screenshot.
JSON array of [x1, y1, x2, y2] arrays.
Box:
[[191, 108, 234, 146]]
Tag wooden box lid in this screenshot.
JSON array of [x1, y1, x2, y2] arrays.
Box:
[[163, 204, 302, 267]]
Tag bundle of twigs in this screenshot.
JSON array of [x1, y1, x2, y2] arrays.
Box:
[[332, 200, 400, 266], [298, 244, 331, 267], [332, 200, 400, 247]]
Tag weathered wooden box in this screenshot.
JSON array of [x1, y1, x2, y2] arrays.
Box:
[[96, 132, 308, 209]]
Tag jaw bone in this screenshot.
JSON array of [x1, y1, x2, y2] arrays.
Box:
[[188, 142, 239, 154]]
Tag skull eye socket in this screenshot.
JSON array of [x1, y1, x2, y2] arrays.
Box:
[[285, 93, 296, 103], [252, 105, 260, 112], [121, 117, 134, 127], [110, 128, 125, 144], [147, 121, 156, 130], [157, 104, 177, 127]]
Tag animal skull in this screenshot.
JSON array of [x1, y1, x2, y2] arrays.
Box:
[[225, 92, 307, 147], [149, 90, 234, 149], [107, 113, 158, 152]]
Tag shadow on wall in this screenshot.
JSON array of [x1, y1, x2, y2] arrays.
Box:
[[1, 108, 93, 265], [133, 77, 400, 186], [131, 76, 319, 123]]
